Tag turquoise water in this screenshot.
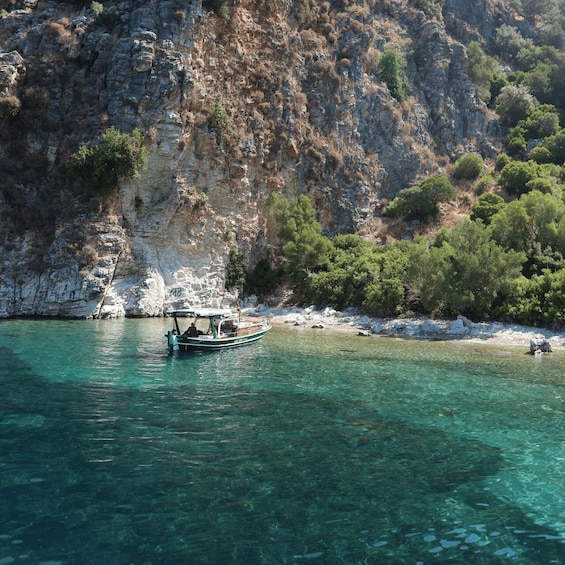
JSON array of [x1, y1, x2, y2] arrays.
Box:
[[0, 319, 564, 564]]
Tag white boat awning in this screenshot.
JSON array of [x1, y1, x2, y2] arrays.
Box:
[[168, 308, 235, 318]]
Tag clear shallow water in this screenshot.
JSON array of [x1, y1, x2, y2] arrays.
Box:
[[0, 319, 564, 564]]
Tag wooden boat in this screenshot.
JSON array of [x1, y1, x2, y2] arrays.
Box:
[[166, 308, 272, 352]]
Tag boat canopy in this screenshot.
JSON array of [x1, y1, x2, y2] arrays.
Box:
[[168, 308, 236, 319]]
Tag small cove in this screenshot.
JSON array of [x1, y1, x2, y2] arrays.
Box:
[[0, 318, 564, 563]]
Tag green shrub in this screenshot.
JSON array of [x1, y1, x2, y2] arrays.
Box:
[[494, 25, 533, 61], [511, 104, 561, 142], [378, 49, 410, 101], [537, 131, 565, 164], [470, 192, 505, 224], [453, 153, 484, 180], [386, 176, 457, 220], [495, 152, 512, 172], [526, 177, 555, 194], [208, 102, 228, 132], [488, 73, 508, 106], [495, 84, 537, 126], [474, 173, 496, 195], [498, 160, 542, 195], [506, 129, 527, 158], [68, 127, 148, 194], [529, 145, 553, 163], [407, 219, 525, 318], [90, 1, 103, 15], [465, 42, 500, 101]]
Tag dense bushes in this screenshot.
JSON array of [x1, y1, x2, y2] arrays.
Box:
[[385, 176, 457, 220], [497, 160, 542, 195], [260, 188, 565, 327], [68, 127, 147, 194], [406, 220, 525, 318], [486, 21, 565, 123]]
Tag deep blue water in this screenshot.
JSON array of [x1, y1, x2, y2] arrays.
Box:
[[0, 318, 564, 564]]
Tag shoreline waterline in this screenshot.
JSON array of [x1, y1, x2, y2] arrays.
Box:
[[245, 305, 565, 351], [2, 306, 564, 351]]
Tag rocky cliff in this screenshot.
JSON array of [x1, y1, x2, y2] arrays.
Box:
[[0, 0, 515, 318]]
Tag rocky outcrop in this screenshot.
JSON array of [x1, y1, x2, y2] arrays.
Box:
[[0, 51, 25, 95], [0, 0, 512, 317]]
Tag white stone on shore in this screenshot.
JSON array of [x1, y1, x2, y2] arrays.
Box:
[[252, 304, 564, 349], [447, 318, 468, 336], [421, 319, 443, 334]]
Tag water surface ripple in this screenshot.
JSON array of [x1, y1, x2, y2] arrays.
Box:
[[0, 318, 564, 563]]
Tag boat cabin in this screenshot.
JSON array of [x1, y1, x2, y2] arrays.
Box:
[[170, 308, 239, 339]]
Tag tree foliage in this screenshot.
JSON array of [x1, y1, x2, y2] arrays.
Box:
[[453, 153, 484, 180], [68, 127, 147, 194], [495, 84, 538, 126], [470, 192, 505, 224], [269, 194, 333, 296], [386, 176, 457, 220], [490, 190, 565, 275], [497, 160, 542, 195], [225, 249, 246, 290], [377, 49, 410, 101], [406, 220, 525, 318]]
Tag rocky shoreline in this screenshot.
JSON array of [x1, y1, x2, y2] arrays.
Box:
[[244, 304, 565, 351]]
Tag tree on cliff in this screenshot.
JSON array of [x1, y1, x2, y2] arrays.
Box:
[[377, 49, 410, 101], [68, 127, 147, 194]]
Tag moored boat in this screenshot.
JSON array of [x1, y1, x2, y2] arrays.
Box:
[[166, 308, 272, 352]]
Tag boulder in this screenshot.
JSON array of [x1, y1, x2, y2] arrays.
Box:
[[530, 339, 552, 354], [447, 318, 468, 336]]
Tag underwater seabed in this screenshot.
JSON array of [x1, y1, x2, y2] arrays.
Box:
[[0, 319, 564, 563]]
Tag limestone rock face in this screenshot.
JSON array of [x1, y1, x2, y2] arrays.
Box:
[[0, 51, 25, 95], [0, 0, 520, 317]]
